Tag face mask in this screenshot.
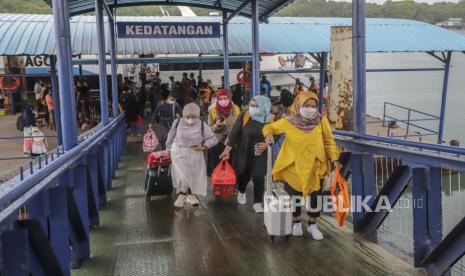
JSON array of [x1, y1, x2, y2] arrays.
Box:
[[184, 118, 196, 125], [300, 107, 317, 119], [218, 99, 230, 107], [167, 100, 175, 104], [249, 107, 260, 116]]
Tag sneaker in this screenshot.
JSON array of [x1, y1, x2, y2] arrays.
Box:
[[292, 222, 303, 236], [253, 203, 264, 213], [308, 224, 323, 240], [174, 194, 186, 208], [187, 195, 200, 206], [237, 192, 246, 205]]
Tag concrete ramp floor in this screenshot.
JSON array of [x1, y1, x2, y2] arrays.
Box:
[[72, 141, 424, 276]]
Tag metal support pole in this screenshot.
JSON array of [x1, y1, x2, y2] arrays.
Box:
[[352, 0, 367, 134], [78, 54, 83, 80], [49, 56, 63, 146], [95, 0, 109, 125], [318, 53, 327, 113], [108, 10, 119, 118], [52, 0, 78, 150], [406, 109, 411, 139], [251, 0, 260, 97], [222, 12, 230, 90], [437, 51, 452, 144]]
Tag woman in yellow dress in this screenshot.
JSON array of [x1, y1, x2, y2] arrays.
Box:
[[263, 92, 341, 240]]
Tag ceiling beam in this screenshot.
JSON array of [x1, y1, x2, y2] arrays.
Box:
[[259, 0, 294, 21], [225, 0, 250, 23]]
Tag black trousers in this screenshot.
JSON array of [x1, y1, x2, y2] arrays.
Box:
[[284, 181, 323, 219], [207, 143, 226, 176], [237, 164, 265, 204]]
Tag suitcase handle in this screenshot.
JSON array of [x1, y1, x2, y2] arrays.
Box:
[[265, 145, 276, 195]]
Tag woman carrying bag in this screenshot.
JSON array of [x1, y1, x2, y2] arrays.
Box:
[[167, 103, 218, 208], [220, 95, 273, 213], [263, 92, 341, 240], [207, 88, 241, 176]]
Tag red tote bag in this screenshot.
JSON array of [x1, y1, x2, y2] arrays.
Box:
[[211, 160, 236, 197]]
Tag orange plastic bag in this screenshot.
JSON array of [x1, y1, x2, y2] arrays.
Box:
[[211, 160, 236, 197], [329, 169, 350, 227]]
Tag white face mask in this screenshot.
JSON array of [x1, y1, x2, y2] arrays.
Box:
[[300, 107, 317, 119], [167, 99, 175, 104], [184, 118, 196, 125]]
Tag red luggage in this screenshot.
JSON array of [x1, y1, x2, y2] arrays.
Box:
[[211, 160, 236, 197], [147, 150, 171, 168]]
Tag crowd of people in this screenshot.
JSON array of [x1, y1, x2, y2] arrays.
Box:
[[33, 79, 55, 131], [137, 71, 340, 240]]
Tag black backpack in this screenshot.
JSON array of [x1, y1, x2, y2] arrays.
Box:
[[16, 114, 24, 131]]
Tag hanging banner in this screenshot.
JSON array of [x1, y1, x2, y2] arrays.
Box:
[[117, 22, 221, 38]]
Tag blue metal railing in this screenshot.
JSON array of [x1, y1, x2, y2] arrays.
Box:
[[0, 113, 126, 276], [333, 130, 465, 275], [380, 101, 440, 140]]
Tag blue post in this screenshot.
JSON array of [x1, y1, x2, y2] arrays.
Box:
[[351, 153, 375, 234], [95, 0, 109, 125], [222, 12, 230, 90], [49, 56, 63, 146], [108, 10, 119, 118], [437, 51, 452, 144], [352, 0, 367, 134], [48, 186, 71, 275], [52, 0, 78, 150], [251, 0, 260, 97], [1, 229, 29, 276], [318, 53, 327, 113], [412, 167, 443, 268]]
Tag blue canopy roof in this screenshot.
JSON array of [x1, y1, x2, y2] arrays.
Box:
[[44, 0, 294, 19], [1, 14, 465, 56]]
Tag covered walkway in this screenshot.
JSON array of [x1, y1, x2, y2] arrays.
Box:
[[73, 140, 423, 276]]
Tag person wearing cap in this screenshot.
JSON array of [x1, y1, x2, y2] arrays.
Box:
[[220, 95, 273, 213], [167, 103, 218, 208], [152, 93, 182, 149], [260, 75, 272, 98], [272, 88, 294, 121], [263, 92, 341, 240], [207, 88, 241, 176]]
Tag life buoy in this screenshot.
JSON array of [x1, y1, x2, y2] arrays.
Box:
[[236, 70, 250, 86], [0, 77, 21, 91], [277, 56, 287, 67]]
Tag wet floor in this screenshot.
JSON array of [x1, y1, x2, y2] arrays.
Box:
[[72, 141, 425, 276]]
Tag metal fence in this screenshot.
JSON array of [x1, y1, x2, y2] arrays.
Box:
[[381, 101, 439, 140], [334, 130, 465, 275], [0, 113, 126, 276]]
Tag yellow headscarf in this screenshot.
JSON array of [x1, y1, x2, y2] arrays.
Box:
[[289, 92, 319, 116]]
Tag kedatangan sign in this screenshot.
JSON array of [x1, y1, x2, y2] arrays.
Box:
[[117, 22, 221, 38]]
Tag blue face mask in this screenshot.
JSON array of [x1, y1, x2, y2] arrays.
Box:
[[249, 106, 260, 116]]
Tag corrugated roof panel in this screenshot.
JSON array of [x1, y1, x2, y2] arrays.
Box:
[[2, 14, 465, 56], [48, 0, 294, 20]]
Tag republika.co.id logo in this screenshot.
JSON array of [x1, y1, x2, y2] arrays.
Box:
[[264, 195, 423, 213]]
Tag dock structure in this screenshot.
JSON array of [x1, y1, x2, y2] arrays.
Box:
[[0, 1, 464, 276], [73, 141, 423, 276]]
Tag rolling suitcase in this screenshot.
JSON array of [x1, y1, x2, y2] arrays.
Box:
[[263, 146, 293, 241], [144, 151, 173, 199], [145, 166, 173, 199]]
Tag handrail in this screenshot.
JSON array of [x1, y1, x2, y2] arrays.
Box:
[[333, 130, 465, 156], [384, 101, 440, 119], [382, 101, 440, 139], [0, 113, 124, 212]]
